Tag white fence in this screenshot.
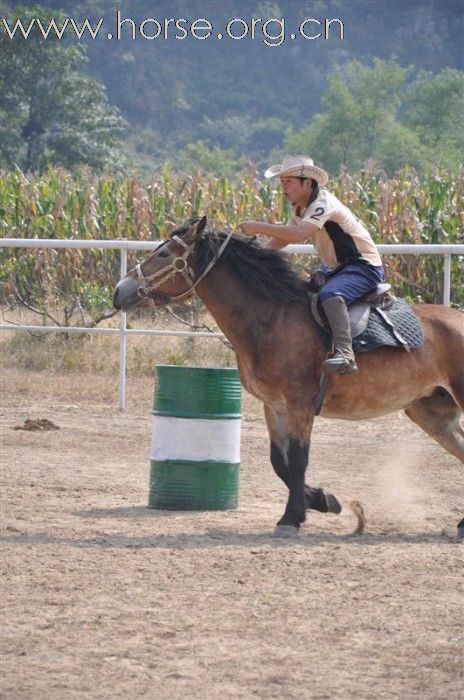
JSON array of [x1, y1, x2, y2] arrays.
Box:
[[1, 237, 463, 410]]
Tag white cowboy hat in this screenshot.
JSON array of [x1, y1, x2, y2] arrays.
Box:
[[264, 155, 329, 186]]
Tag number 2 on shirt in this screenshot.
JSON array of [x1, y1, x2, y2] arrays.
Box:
[[310, 207, 324, 221]]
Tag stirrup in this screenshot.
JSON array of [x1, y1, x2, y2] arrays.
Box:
[[323, 352, 358, 375]]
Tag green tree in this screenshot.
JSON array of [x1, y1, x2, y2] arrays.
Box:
[[403, 68, 464, 170], [376, 120, 425, 174], [286, 58, 414, 175], [286, 58, 464, 176], [0, 4, 126, 172], [176, 141, 245, 178]]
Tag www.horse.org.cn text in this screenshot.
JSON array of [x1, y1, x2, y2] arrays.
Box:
[[1, 13, 345, 46]]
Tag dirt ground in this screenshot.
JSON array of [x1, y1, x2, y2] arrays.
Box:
[[1, 368, 463, 699]]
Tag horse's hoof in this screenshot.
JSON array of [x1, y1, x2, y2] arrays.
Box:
[[272, 525, 299, 539], [457, 518, 464, 540], [325, 493, 342, 514]]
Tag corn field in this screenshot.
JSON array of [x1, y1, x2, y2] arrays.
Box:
[[0, 165, 463, 326]]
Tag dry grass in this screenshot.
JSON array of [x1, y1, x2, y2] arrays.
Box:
[[1, 306, 235, 382]]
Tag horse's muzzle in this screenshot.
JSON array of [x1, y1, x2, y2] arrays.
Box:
[[113, 277, 140, 311], [113, 286, 121, 310]]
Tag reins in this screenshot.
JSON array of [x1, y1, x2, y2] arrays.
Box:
[[135, 228, 235, 305]]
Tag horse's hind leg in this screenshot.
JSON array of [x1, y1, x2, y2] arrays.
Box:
[[405, 389, 463, 537], [404, 388, 464, 463], [450, 378, 464, 413]]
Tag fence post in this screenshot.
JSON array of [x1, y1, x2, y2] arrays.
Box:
[[119, 246, 128, 411], [443, 254, 451, 306]]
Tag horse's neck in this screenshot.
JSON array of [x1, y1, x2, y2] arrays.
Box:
[[196, 267, 273, 355]]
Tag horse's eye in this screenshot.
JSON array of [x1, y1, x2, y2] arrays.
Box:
[[158, 250, 170, 258]]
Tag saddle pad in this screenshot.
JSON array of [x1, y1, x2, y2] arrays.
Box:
[[353, 298, 424, 354]]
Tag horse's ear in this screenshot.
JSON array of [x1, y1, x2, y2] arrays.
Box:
[[185, 215, 207, 242]]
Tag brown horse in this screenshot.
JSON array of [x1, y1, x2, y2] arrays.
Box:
[[113, 217, 464, 537]]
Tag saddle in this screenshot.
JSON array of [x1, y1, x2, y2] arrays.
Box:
[[311, 283, 424, 353]]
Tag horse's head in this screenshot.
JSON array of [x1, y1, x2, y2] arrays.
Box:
[[113, 216, 207, 311]]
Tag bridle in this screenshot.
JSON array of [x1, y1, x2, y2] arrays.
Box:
[[134, 228, 235, 305]]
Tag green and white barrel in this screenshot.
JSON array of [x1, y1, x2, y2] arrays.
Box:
[[148, 365, 241, 510]]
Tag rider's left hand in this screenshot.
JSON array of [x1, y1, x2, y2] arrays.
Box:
[[239, 221, 261, 236]]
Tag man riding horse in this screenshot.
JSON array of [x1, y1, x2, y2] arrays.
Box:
[[239, 155, 384, 376]]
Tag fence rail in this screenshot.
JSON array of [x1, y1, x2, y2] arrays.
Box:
[[1, 238, 463, 410]]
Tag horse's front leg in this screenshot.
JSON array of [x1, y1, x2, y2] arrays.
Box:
[[276, 435, 310, 534], [264, 403, 313, 535], [264, 405, 341, 526]]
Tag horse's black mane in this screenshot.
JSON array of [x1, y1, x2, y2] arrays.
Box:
[[171, 225, 308, 304]]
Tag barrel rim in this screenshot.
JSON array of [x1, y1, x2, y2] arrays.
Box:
[[152, 411, 241, 419], [150, 458, 241, 467], [155, 364, 240, 373]]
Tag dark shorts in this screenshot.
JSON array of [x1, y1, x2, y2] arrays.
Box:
[[319, 262, 384, 305]]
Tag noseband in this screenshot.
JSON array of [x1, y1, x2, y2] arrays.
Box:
[[134, 229, 234, 304]]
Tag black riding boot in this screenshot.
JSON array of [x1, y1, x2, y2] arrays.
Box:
[[321, 296, 358, 375]]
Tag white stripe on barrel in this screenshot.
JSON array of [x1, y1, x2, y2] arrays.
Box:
[[150, 416, 241, 463]]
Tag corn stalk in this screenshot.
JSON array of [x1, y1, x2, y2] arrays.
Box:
[[0, 165, 463, 324]]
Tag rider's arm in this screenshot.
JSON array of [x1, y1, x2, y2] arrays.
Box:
[[261, 237, 288, 250], [239, 221, 318, 247]]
